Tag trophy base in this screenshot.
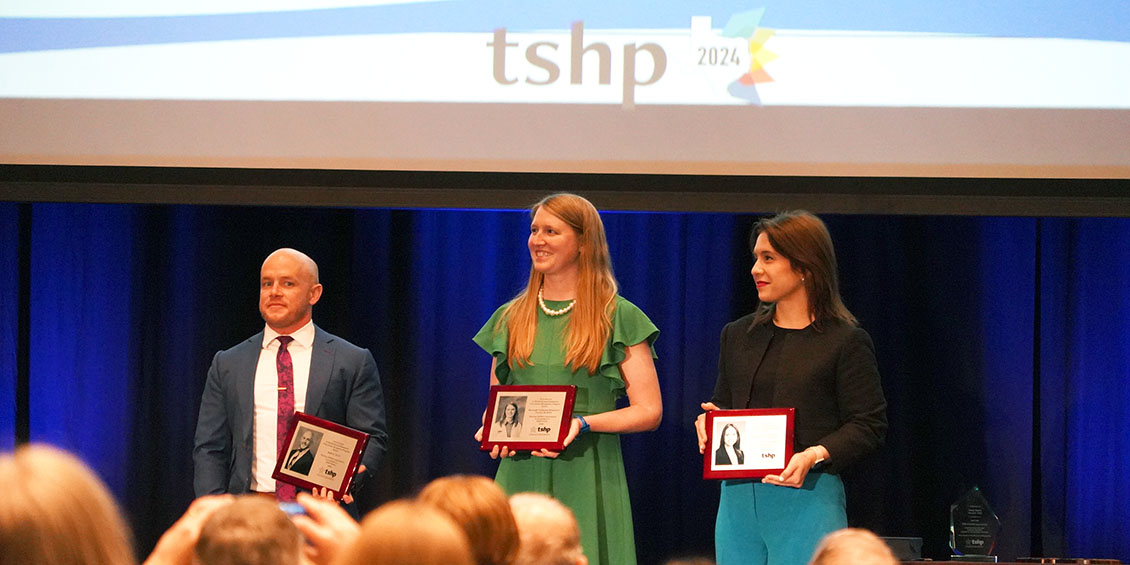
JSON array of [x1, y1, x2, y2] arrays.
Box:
[[952, 555, 998, 562]]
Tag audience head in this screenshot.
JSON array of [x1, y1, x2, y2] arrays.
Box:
[[808, 528, 899, 565], [0, 443, 136, 565], [333, 500, 473, 565], [417, 475, 519, 565], [509, 492, 587, 565], [194, 495, 303, 565]]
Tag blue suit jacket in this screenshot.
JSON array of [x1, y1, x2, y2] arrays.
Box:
[[193, 325, 387, 496]]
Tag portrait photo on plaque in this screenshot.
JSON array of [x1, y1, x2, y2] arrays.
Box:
[[282, 426, 323, 476], [480, 385, 576, 452], [272, 412, 369, 501], [703, 408, 795, 480]]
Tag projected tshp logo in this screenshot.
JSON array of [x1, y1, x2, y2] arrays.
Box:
[[485, 9, 778, 108], [487, 21, 667, 108]]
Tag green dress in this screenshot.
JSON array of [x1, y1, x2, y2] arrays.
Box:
[[473, 296, 659, 565]]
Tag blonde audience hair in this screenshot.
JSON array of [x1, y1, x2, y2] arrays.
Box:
[[417, 475, 519, 565], [509, 493, 587, 565], [333, 500, 474, 565], [808, 528, 899, 565], [194, 495, 303, 565], [500, 193, 618, 375], [0, 444, 136, 565]]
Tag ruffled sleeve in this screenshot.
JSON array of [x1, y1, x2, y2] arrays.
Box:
[[595, 297, 659, 394], [472, 303, 513, 384]]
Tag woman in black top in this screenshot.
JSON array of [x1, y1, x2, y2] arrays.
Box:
[[694, 211, 887, 565]]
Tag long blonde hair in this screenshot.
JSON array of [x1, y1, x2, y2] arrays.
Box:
[[0, 444, 136, 565], [501, 193, 617, 375]]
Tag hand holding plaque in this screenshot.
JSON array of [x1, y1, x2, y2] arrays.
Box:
[[480, 385, 577, 452], [273, 412, 369, 501]]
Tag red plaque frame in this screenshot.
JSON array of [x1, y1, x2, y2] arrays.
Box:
[[480, 385, 577, 452], [272, 411, 369, 501], [702, 408, 795, 480]]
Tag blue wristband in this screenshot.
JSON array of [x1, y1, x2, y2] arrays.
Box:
[[577, 415, 590, 434]]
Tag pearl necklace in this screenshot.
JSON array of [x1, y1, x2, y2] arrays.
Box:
[[538, 288, 576, 316]]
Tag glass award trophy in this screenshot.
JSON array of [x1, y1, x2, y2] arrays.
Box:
[[950, 486, 1002, 562]]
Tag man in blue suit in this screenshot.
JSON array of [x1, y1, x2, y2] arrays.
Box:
[[193, 248, 387, 500]]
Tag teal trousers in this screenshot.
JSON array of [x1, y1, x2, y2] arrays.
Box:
[[715, 472, 847, 565]]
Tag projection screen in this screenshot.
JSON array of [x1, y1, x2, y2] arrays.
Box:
[[2, 0, 1128, 179]]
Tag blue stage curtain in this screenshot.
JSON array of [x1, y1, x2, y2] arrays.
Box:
[[11, 202, 1130, 562], [29, 204, 141, 496], [592, 211, 750, 562], [821, 215, 1037, 559], [0, 203, 18, 452], [1039, 218, 1130, 560], [1064, 219, 1130, 560]]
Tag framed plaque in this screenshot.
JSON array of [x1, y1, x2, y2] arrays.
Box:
[[480, 385, 577, 452], [272, 412, 369, 501], [702, 408, 795, 480]]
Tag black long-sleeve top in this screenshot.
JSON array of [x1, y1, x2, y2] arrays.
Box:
[[710, 313, 887, 474]]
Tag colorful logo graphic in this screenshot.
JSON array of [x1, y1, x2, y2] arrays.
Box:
[[722, 8, 777, 104]]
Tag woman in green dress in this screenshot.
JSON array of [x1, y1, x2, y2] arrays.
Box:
[[473, 193, 662, 565]]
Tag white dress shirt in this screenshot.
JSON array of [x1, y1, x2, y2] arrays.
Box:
[[250, 320, 315, 492]]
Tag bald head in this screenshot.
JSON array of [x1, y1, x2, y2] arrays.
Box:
[[262, 248, 319, 284], [259, 248, 323, 334], [509, 493, 586, 565], [808, 528, 899, 565]]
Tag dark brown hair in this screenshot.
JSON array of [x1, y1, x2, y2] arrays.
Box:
[[751, 211, 856, 329]]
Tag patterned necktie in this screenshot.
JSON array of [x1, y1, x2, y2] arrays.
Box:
[[275, 335, 297, 502]]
